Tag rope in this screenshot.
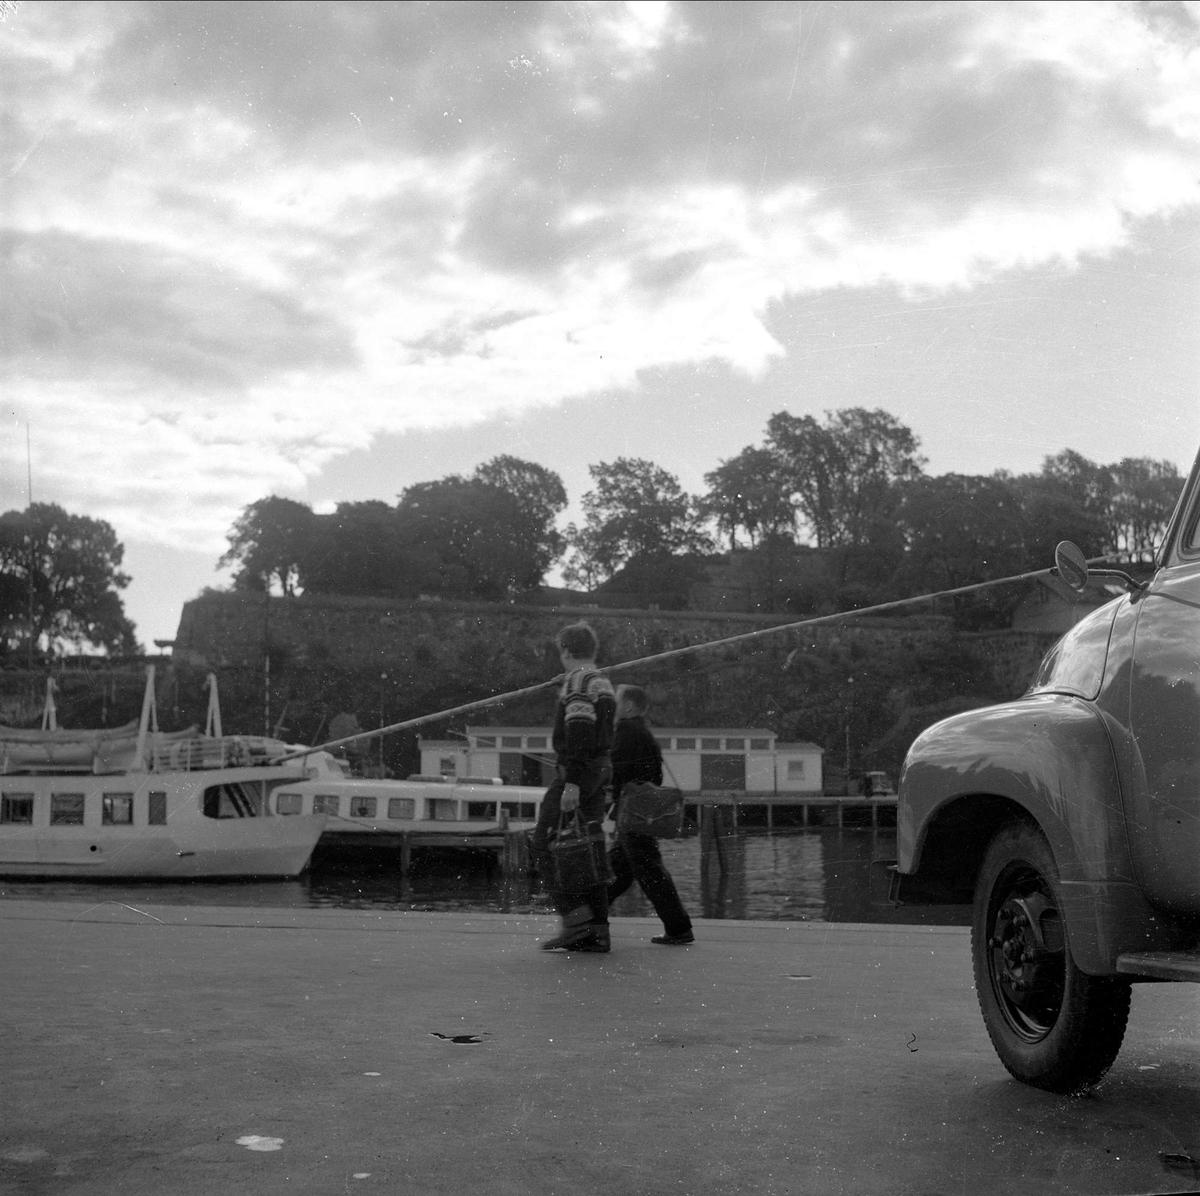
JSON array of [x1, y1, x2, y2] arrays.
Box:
[[277, 562, 1062, 763]]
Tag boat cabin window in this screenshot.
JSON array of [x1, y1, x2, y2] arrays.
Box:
[[467, 801, 498, 819], [501, 801, 537, 820], [102, 793, 134, 825], [313, 794, 340, 815], [430, 798, 457, 821], [276, 792, 303, 815], [202, 782, 263, 819], [148, 792, 167, 825], [51, 794, 86, 825], [388, 798, 414, 820], [1, 793, 34, 824], [350, 796, 376, 818]]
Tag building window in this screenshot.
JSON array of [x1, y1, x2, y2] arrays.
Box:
[[388, 798, 415, 820], [750, 739, 770, 751], [701, 737, 721, 750], [475, 736, 495, 748], [501, 736, 522, 748], [725, 738, 745, 751], [786, 760, 806, 779], [675, 737, 696, 750], [438, 757, 456, 774], [148, 791, 167, 825], [51, 794, 86, 825], [276, 792, 302, 815], [102, 793, 134, 825], [700, 754, 744, 789], [350, 796, 377, 818], [527, 736, 547, 749], [313, 794, 340, 815], [1, 794, 34, 824]]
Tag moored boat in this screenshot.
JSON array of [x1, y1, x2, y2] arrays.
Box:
[[270, 754, 546, 837], [0, 669, 327, 880]]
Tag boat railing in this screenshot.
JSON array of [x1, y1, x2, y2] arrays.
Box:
[[147, 735, 292, 773]]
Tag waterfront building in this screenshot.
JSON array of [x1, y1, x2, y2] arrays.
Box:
[[418, 727, 824, 795]]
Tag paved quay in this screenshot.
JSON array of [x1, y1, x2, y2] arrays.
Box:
[[1, 900, 1198, 1196]]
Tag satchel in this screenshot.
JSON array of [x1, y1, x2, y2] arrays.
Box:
[[617, 780, 685, 839], [548, 810, 613, 890]]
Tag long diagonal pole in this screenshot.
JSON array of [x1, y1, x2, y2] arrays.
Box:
[[276, 563, 1065, 764]]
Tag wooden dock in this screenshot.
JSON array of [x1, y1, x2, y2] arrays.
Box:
[[311, 795, 896, 876], [690, 793, 898, 831]]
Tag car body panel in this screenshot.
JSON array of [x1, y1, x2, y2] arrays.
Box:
[[896, 447, 1200, 975]]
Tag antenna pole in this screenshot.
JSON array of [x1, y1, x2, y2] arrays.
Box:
[[26, 423, 34, 668]]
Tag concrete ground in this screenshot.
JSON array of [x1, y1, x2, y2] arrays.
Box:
[[1, 900, 1198, 1196]]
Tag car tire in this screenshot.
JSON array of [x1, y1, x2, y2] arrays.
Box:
[[972, 821, 1131, 1093]]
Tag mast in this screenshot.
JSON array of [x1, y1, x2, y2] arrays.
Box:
[[134, 665, 159, 771], [204, 672, 223, 738]]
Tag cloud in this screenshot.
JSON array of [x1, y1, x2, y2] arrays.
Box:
[[3, 1, 1200, 551]]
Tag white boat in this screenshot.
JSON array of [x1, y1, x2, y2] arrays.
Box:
[[0, 669, 327, 879], [270, 753, 546, 838]]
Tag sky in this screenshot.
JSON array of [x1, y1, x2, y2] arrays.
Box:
[[3, 0, 1200, 649]]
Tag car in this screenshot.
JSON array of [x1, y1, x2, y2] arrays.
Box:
[[887, 446, 1200, 1093]]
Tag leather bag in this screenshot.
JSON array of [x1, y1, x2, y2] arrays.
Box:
[[548, 810, 612, 890], [616, 781, 685, 839]]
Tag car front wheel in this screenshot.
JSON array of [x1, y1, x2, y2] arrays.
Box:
[[972, 822, 1131, 1093]]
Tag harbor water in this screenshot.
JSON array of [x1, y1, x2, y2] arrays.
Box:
[[0, 827, 970, 927]]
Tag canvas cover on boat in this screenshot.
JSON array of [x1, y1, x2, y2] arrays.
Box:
[[0, 722, 198, 773]]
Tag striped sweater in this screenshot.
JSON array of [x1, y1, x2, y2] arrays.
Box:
[[551, 667, 616, 786]]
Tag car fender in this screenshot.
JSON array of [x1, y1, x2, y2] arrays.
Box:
[[898, 693, 1174, 973]]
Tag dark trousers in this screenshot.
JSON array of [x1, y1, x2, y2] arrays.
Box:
[[608, 830, 692, 938], [530, 757, 612, 924]]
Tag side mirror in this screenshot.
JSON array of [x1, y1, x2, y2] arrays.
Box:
[[1054, 540, 1146, 596], [1054, 541, 1090, 592]]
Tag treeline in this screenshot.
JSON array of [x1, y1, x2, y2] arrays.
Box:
[[221, 408, 1183, 626]]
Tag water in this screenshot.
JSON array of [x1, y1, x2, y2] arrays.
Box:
[[0, 828, 971, 926]]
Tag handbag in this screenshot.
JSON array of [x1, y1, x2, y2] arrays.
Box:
[[616, 769, 685, 840], [548, 810, 613, 890]]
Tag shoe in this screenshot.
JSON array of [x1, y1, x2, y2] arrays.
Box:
[[567, 926, 611, 953], [541, 905, 595, 951], [651, 931, 694, 945], [541, 923, 597, 951]]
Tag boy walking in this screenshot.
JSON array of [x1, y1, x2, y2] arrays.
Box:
[[531, 622, 616, 953], [607, 685, 694, 944]]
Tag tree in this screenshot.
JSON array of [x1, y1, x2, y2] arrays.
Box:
[[563, 458, 712, 588], [301, 501, 431, 596], [1107, 457, 1182, 564], [766, 408, 925, 584], [700, 446, 796, 549], [219, 496, 317, 595], [397, 476, 550, 600], [472, 455, 568, 580], [895, 474, 1029, 591], [0, 503, 138, 654]]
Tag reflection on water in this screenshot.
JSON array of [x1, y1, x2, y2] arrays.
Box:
[[0, 829, 971, 926]]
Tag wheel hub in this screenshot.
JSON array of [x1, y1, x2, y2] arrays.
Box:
[[988, 888, 1065, 1036]]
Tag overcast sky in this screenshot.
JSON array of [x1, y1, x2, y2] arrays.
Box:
[[4, 0, 1200, 647]]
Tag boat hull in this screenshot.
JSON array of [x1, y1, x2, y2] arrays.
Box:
[[0, 766, 326, 879]]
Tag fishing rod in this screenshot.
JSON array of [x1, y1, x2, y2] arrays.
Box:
[[276, 560, 1071, 764]]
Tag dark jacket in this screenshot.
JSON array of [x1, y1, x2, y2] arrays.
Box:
[[610, 714, 663, 797]]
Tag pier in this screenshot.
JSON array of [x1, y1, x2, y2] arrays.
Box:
[[312, 795, 897, 878], [3, 898, 1196, 1195]]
